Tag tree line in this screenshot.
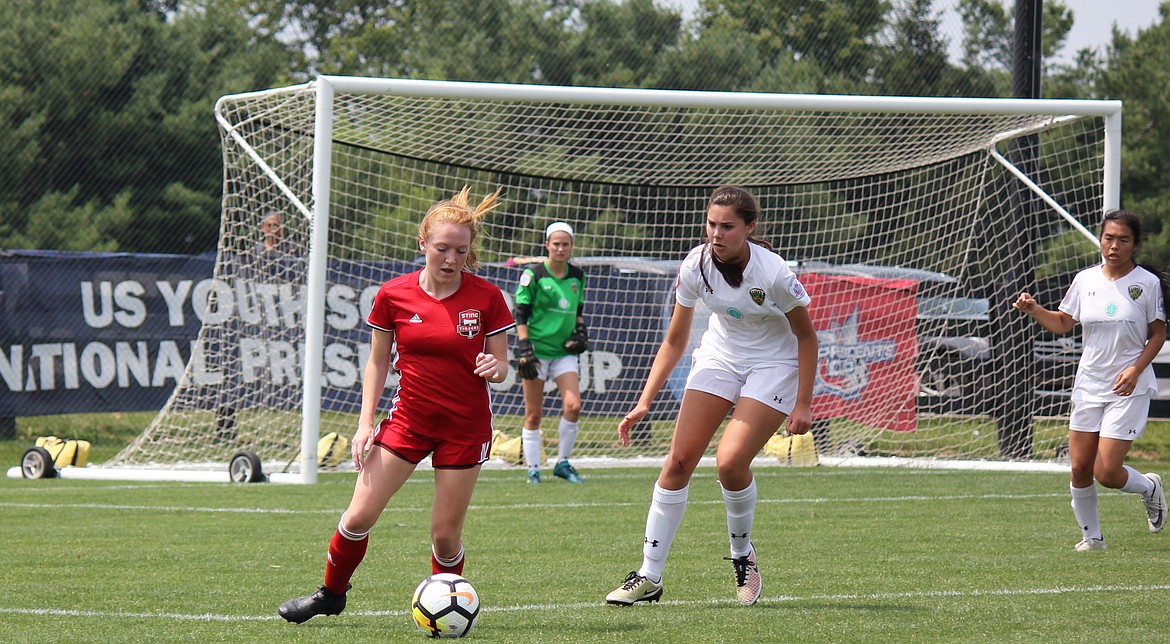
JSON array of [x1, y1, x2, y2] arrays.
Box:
[[1, 0, 1168, 264]]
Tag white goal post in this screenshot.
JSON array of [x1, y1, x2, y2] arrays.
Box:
[[55, 76, 1122, 483]]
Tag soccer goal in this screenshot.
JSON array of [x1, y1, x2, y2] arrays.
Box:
[[90, 76, 1119, 482]]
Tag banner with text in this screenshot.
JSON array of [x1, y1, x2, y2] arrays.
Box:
[[803, 273, 920, 432], [0, 251, 669, 419], [2, 252, 922, 433]]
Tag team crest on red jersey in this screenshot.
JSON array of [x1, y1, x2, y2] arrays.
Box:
[[457, 309, 482, 338]]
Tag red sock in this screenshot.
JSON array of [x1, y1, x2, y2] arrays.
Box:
[[324, 529, 368, 594], [431, 550, 465, 575]]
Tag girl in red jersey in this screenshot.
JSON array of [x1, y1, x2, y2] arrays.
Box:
[[279, 187, 515, 624]]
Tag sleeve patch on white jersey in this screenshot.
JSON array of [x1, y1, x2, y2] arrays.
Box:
[[789, 277, 807, 300]]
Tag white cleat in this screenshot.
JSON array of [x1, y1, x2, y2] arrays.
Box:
[[1074, 538, 1107, 552], [605, 572, 663, 606], [1143, 473, 1166, 533]]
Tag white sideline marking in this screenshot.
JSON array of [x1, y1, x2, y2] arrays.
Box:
[[0, 466, 1060, 499], [5, 455, 1071, 482], [3, 584, 1168, 622], [0, 467, 1006, 493], [0, 491, 1080, 515]]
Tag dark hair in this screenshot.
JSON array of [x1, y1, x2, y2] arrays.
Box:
[[1103, 209, 1170, 317], [699, 186, 774, 291]]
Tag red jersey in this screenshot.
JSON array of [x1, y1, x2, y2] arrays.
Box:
[[367, 270, 515, 443]]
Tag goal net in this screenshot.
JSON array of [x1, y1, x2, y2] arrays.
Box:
[[102, 77, 1119, 481]]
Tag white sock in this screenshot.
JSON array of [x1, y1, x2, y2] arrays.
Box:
[[638, 483, 689, 584], [721, 478, 757, 558], [557, 417, 579, 462], [1070, 483, 1102, 541], [522, 428, 542, 469], [1121, 465, 1155, 497]]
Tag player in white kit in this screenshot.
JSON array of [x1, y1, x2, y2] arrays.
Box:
[[606, 186, 818, 606], [1013, 209, 1169, 551]]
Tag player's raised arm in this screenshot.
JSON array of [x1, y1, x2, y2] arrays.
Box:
[[1012, 291, 1074, 335]]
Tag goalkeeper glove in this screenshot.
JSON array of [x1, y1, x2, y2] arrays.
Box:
[[515, 338, 540, 380], [563, 321, 589, 354]]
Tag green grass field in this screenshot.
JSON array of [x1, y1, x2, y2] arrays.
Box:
[[4, 459, 1170, 642]]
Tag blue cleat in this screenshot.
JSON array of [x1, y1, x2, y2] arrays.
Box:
[[553, 460, 583, 483]]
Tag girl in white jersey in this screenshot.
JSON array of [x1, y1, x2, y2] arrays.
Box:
[[606, 186, 818, 606], [1013, 210, 1169, 551]]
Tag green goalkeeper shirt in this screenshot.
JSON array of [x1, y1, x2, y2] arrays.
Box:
[[514, 261, 586, 359]]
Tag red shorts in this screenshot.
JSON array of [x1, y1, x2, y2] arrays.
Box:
[[373, 418, 491, 469]]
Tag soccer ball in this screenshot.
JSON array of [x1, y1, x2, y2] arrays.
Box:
[[411, 573, 480, 638]]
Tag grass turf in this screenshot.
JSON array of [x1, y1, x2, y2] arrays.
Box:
[[3, 464, 1169, 642]]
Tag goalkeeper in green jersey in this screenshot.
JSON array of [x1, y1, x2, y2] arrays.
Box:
[[512, 222, 589, 484]]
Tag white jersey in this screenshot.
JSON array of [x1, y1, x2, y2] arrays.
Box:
[[675, 242, 811, 366], [1059, 264, 1165, 402]]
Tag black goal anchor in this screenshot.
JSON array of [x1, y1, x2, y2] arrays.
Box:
[[229, 450, 266, 483]]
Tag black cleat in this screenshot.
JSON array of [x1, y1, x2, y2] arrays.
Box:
[[278, 584, 350, 623]]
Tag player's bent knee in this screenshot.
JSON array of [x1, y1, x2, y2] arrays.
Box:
[[715, 460, 753, 482], [1094, 468, 1127, 489], [662, 454, 702, 480]]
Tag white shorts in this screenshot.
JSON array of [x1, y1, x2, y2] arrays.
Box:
[[534, 355, 578, 383], [685, 352, 800, 415], [1069, 394, 1150, 441]]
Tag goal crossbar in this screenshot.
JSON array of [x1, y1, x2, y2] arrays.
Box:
[[77, 76, 1121, 482]]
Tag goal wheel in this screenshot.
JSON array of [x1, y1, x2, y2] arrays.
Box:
[[21, 446, 58, 479], [229, 450, 265, 483]]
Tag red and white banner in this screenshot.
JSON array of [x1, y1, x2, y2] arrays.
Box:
[[802, 273, 919, 432]]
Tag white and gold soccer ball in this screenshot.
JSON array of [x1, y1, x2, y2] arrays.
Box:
[[411, 573, 480, 638]]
